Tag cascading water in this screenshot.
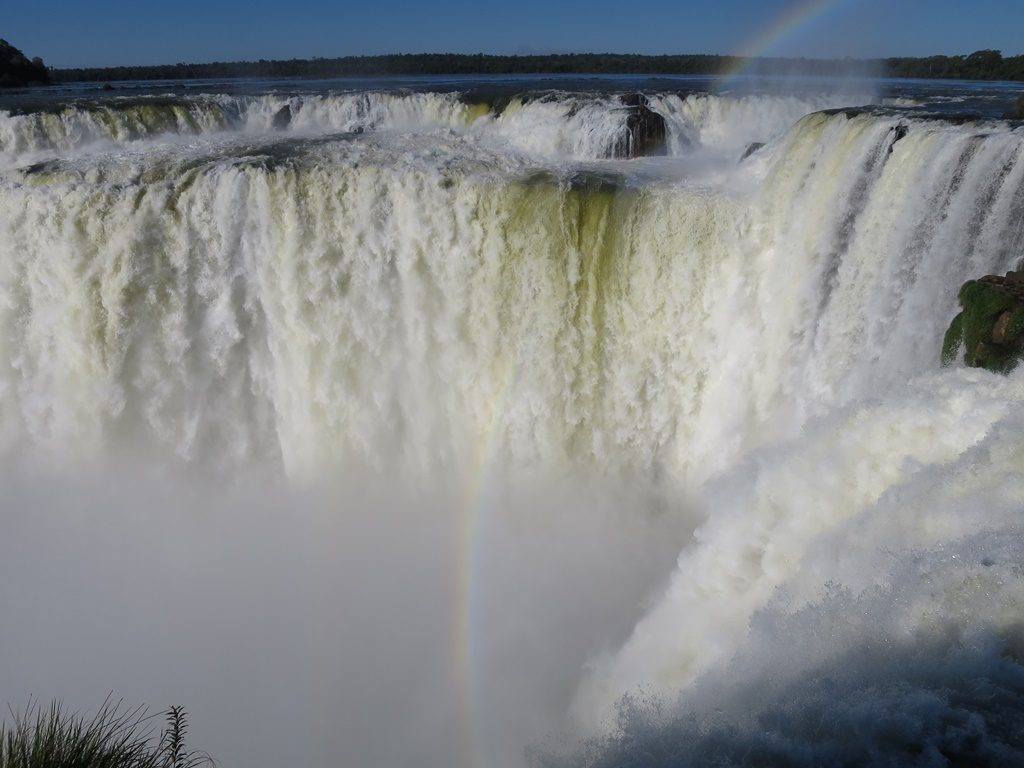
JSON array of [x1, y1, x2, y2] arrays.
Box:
[[0, 88, 869, 168], [2, 78, 1024, 767]]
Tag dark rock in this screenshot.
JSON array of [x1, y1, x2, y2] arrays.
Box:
[[610, 94, 667, 159], [978, 271, 1024, 300], [1006, 96, 1024, 120], [740, 142, 765, 161], [992, 309, 1013, 345], [272, 104, 292, 130], [0, 39, 50, 88], [101, 83, 115, 91], [888, 124, 908, 155]]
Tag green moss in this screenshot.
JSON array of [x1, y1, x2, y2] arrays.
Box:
[[943, 279, 1024, 373], [942, 311, 964, 365]]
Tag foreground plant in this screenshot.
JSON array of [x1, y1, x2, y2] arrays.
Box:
[[0, 699, 213, 768]]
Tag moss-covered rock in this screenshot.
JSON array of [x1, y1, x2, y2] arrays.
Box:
[[0, 39, 50, 87], [943, 272, 1024, 373]]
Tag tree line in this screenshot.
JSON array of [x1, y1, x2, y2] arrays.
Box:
[[50, 53, 837, 82], [1, 38, 51, 87], [886, 49, 1024, 80], [48, 50, 1024, 84]]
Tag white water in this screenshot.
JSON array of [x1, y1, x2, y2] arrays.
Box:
[[0, 90, 868, 168], [2, 86, 1024, 765]]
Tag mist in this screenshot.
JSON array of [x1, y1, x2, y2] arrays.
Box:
[[0, 467, 688, 768]]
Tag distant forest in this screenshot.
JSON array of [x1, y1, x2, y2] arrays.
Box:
[[51, 50, 1024, 83]]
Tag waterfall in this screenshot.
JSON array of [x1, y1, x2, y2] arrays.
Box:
[[2, 107, 1021, 481], [3, 82, 1024, 766]]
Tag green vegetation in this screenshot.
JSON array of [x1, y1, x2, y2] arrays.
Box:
[[47, 49, 1024, 84], [942, 278, 1024, 374], [0, 39, 50, 87], [51, 53, 746, 82], [887, 49, 1024, 82], [0, 700, 213, 768]]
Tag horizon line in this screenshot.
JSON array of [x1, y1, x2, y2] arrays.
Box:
[[48, 48, 1013, 73]]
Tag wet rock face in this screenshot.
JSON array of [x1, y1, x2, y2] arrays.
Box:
[[740, 142, 765, 161], [888, 124, 909, 155], [610, 94, 667, 158], [980, 271, 1024, 301], [1007, 96, 1024, 120], [0, 39, 50, 88], [943, 271, 1024, 373], [272, 104, 292, 130]]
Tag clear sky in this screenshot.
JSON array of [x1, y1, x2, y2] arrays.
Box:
[[5, 0, 1024, 69]]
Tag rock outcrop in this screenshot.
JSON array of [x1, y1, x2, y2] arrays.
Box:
[[888, 124, 909, 155], [272, 104, 292, 130], [0, 39, 50, 87], [943, 271, 1024, 373], [610, 94, 667, 159], [740, 142, 765, 161], [1008, 96, 1024, 120]]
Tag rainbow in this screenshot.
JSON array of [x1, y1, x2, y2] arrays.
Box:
[[450, 7, 856, 751], [453, 352, 518, 768], [718, 0, 852, 86]]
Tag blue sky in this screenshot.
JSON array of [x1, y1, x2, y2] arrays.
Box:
[[6, 0, 1024, 68]]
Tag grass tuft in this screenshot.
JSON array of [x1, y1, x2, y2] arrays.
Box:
[[0, 698, 213, 768]]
